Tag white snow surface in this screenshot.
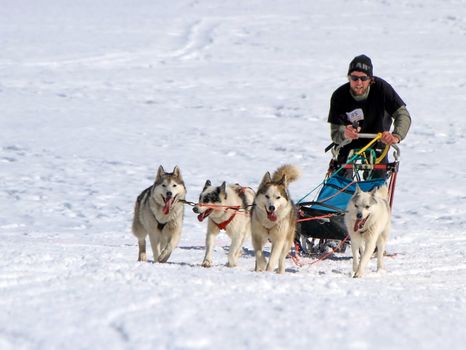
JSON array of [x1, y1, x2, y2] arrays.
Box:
[[1, 0, 466, 349]]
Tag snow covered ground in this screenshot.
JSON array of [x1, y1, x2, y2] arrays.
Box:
[[1, 0, 466, 349]]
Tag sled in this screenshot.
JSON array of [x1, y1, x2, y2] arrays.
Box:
[[295, 133, 400, 254]]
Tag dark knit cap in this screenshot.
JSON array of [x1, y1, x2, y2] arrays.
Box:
[[348, 54, 373, 76]]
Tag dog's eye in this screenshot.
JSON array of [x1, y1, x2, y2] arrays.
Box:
[[276, 196, 281, 200], [265, 195, 270, 199], [173, 184, 177, 187], [202, 198, 209, 203], [365, 206, 370, 209], [162, 184, 167, 187], [354, 205, 359, 208]]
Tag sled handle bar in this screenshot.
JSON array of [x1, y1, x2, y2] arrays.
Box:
[[335, 133, 400, 160]]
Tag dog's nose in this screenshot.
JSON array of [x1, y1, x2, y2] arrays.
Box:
[[193, 206, 199, 214], [356, 212, 363, 219], [166, 191, 173, 198], [268, 205, 275, 212]]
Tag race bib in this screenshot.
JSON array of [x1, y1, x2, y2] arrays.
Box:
[[346, 108, 364, 123]]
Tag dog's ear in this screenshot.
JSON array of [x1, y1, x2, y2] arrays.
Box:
[[374, 185, 389, 199], [172, 166, 183, 181], [354, 184, 362, 195], [203, 180, 212, 191], [259, 171, 272, 190], [277, 174, 287, 187], [220, 181, 227, 199], [156, 165, 165, 181]]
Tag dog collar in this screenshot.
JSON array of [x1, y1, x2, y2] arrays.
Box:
[[156, 219, 167, 231], [150, 212, 167, 231]]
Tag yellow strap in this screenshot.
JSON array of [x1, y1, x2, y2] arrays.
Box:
[[355, 133, 382, 155], [376, 144, 390, 164], [355, 133, 389, 164]]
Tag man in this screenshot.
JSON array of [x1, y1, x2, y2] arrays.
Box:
[[328, 54, 411, 176]]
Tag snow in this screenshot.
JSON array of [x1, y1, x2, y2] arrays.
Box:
[[1, 0, 466, 349]]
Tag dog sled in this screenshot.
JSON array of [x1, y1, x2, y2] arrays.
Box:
[[295, 133, 400, 255]]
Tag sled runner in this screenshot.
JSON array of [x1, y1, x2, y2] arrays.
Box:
[[295, 133, 400, 255]]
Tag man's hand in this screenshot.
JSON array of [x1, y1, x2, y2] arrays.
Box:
[[381, 131, 400, 145], [344, 125, 360, 140]]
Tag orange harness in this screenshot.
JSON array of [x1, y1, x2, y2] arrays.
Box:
[[214, 212, 237, 231]]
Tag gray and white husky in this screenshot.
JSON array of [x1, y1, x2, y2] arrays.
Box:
[[251, 164, 300, 274], [193, 181, 255, 268], [345, 185, 391, 278], [132, 165, 186, 263]]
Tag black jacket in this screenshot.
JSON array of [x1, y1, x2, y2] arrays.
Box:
[[328, 76, 406, 157]]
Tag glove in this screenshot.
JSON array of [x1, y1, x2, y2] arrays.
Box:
[[381, 131, 400, 145], [344, 125, 360, 140]]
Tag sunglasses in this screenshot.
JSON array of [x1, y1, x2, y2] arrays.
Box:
[[349, 75, 371, 82]]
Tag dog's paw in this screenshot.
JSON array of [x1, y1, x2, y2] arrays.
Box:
[[201, 259, 212, 268], [138, 253, 147, 262], [254, 264, 265, 272], [376, 268, 387, 275], [157, 250, 171, 263]]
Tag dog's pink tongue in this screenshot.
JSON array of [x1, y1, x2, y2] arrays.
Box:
[[267, 212, 277, 222], [163, 198, 173, 215], [197, 213, 205, 222], [354, 219, 363, 232]]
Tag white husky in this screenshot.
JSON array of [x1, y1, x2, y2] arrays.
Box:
[[345, 185, 391, 278], [132, 165, 186, 263], [251, 164, 300, 274], [193, 181, 255, 268]]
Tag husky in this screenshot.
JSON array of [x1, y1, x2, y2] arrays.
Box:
[[193, 181, 255, 268], [344, 185, 391, 278], [132, 165, 186, 263], [251, 164, 300, 274]]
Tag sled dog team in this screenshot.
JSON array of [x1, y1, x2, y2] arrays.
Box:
[[132, 164, 391, 277]]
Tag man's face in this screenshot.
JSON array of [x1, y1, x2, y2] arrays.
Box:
[[348, 71, 371, 96]]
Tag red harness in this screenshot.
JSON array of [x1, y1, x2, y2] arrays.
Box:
[[214, 212, 237, 231], [210, 185, 252, 230]]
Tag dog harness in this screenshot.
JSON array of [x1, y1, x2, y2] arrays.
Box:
[[214, 212, 237, 231]]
